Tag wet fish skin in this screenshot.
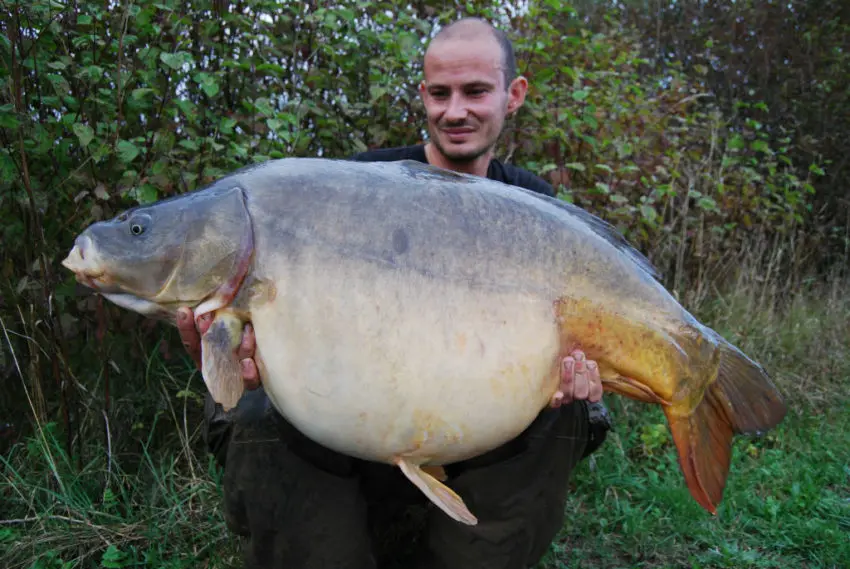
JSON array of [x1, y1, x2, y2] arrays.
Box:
[[61, 157, 787, 524]]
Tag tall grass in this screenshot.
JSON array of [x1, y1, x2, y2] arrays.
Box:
[[0, 326, 238, 569]]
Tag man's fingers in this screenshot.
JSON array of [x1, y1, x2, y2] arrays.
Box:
[[572, 353, 590, 401], [237, 323, 256, 360], [589, 373, 604, 402], [556, 356, 576, 406], [196, 312, 214, 335], [177, 308, 202, 368], [241, 358, 260, 390], [236, 323, 260, 389], [586, 360, 603, 402]]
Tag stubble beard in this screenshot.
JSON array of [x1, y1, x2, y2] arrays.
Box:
[[430, 128, 496, 164]]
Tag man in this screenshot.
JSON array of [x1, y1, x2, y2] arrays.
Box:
[[177, 17, 611, 569]]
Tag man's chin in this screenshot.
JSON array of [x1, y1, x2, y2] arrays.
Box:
[[434, 140, 489, 163]]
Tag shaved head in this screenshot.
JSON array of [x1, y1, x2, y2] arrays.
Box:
[[418, 17, 529, 176], [426, 18, 518, 89]]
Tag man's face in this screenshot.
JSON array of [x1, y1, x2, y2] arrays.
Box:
[[419, 35, 526, 163]]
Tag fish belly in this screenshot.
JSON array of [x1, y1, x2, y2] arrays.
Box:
[[248, 257, 562, 466]]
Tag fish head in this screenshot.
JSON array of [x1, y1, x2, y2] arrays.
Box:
[[62, 186, 253, 320]]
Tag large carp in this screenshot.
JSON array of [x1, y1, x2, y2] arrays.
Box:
[[62, 158, 786, 525]]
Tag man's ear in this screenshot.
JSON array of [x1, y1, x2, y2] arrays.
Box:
[[419, 80, 427, 98], [506, 76, 529, 115]]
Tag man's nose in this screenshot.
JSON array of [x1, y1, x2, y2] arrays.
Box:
[[443, 94, 468, 121]]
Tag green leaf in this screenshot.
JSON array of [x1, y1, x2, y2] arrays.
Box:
[[0, 108, 19, 129], [219, 117, 237, 135], [0, 152, 16, 183], [370, 86, 388, 101], [751, 139, 771, 154], [194, 72, 220, 97], [565, 162, 586, 172], [640, 205, 658, 224], [82, 65, 104, 81], [254, 97, 274, 117], [160, 51, 191, 71], [133, 183, 159, 204], [101, 544, 127, 568], [201, 80, 219, 97], [117, 140, 140, 163], [131, 88, 155, 100], [73, 123, 94, 147], [697, 196, 718, 211], [727, 134, 745, 150], [571, 89, 589, 101]]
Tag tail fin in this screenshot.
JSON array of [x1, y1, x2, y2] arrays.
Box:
[[712, 341, 788, 435], [665, 341, 787, 514]]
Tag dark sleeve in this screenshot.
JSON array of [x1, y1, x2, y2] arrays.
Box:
[[492, 161, 557, 197], [508, 168, 557, 197], [349, 150, 382, 162], [348, 145, 427, 163]]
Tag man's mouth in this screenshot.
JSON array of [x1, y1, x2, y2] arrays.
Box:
[[442, 127, 475, 141]]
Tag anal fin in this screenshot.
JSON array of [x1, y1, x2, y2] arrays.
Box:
[[421, 465, 448, 482], [601, 373, 671, 406], [395, 458, 477, 525], [200, 310, 246, 411]]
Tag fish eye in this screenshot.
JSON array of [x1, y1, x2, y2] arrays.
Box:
[[127, 213, 151, 237]]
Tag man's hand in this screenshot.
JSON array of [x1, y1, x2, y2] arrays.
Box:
[[176, 307, 261, 390], [550, 350, 603, 408]]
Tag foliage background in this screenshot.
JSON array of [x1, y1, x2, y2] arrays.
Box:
[[1, 1, 848, 567]]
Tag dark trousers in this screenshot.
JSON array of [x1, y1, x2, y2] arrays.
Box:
[[204, 388, 592, 569]]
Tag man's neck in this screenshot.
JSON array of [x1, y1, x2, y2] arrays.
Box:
[[424, 143, 492, 178]]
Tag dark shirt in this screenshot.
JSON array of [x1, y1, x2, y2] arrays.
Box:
[[350, 144, 555, 198]]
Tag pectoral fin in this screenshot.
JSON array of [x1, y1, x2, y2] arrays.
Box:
[[395, 458, 477, 526], [200, 309, 246, 411]]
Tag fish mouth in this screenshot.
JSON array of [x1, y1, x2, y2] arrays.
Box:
[[61, 238, 120, 293]]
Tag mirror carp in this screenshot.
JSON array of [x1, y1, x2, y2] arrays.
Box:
[[62, 158, 787, 525]]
